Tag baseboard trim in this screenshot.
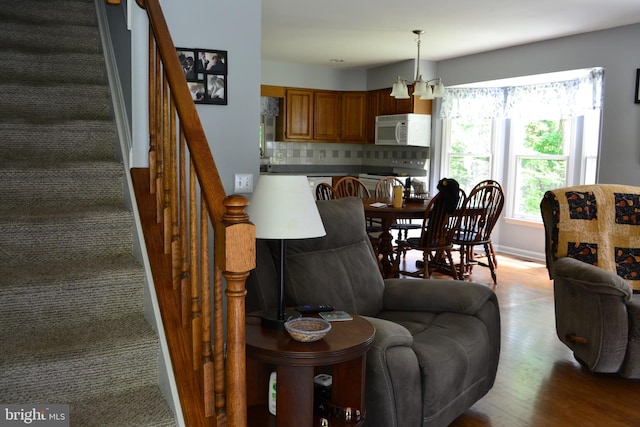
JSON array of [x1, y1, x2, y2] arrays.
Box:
[[94, 1, 184, 425], [494, 244, 545, 263]]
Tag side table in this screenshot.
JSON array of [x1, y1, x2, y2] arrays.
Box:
[[246, 312, 375, 427]]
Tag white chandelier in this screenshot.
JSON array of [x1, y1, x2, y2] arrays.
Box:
[[390, 30, 445, 100]]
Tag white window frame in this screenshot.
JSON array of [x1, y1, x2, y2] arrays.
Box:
[[440, 118, 501, 188], [441, 115, 598, 225]]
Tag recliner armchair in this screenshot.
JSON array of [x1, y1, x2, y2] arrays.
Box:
[[540, 184, 640, 378], [247, 197, 501, 426]]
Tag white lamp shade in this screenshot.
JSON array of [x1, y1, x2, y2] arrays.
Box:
[[246, 175, 326, 239], [413, 76, 428, 97], [420, 85, 434, 100], [433, 79, 446, 97], [390, 78, 410, 99]]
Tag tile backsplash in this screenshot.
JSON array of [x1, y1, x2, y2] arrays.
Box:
[[263, 140, 429, 171]]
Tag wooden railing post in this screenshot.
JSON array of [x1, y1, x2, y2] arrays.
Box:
[[215, 195, 254, 427]]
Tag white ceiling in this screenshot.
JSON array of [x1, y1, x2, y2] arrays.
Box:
[[261, 0, 640, 70]]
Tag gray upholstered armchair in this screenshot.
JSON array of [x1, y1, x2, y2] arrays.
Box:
[[540, 184, 640, 378], [247, 197, 501, 427]]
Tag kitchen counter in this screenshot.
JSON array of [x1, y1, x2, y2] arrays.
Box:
[[261, 164, 394, 176]]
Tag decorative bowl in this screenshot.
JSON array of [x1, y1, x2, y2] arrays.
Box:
[[284, 317, 332, 342]]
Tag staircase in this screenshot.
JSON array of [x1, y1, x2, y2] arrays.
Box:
[[0, 0, 177, 425]]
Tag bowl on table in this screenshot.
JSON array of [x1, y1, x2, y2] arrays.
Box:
[[284, 317, 332, 342]]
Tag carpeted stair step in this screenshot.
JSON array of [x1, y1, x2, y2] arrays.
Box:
[[0, 207, 135, 266], [0, 161, 125, 213], [0, 254, 146, 327], [0, 0, 98, 27], [0, 21, 101, 55], [0, 50, 106, 85], [0, 121, 117, 162], [0, 314, 161, 404], [71, 385, 178, 427], [0, 83, 111, 122]]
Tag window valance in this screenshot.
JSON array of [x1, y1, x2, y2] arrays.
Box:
[[440, 68, 604, 120]]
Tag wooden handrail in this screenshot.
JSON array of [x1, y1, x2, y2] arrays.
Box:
[[132, 1, 254, 426]]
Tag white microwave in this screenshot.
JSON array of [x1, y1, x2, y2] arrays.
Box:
[[375, 113, 431, 147]]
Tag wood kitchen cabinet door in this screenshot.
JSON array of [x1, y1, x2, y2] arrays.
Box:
[[285, 89, 313, 140], [376, 88, 397, 115], [341, 92, 367, 143], [314, 91, 340, 141]]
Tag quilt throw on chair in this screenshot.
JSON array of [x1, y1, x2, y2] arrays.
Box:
[[541, 184, 640, 290]]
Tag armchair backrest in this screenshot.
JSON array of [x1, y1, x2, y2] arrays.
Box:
[[540, 184, 640, 290], [247, 197, 385, 316]]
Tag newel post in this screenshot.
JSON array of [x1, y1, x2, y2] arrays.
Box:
[[216, 194, 254, 427]]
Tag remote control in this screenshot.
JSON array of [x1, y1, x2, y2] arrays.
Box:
[[295, 304, 335, 314]]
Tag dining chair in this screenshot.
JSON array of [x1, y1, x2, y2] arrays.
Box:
[[334, 176, 371, 198], [452, 180, 504, 284], [334, 176, 383, 251], [397, 188, 466, 279], [468, 179, 502, 267], [375, 176, 423, 256], [315, 182, 336, 200], [374, 176, 403, 197]]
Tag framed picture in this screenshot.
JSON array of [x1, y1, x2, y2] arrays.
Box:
[[635, 69, 640, 104], [177, 48, 227, 105]]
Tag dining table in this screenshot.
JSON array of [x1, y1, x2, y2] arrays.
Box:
[[363, 197, 430, 279]]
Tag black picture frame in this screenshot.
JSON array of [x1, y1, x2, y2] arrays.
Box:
[[177, 48, 227, 105], [635, 69, 640, 104]]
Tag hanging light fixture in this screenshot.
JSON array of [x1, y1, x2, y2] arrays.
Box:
[[390, 30, 445, 100]]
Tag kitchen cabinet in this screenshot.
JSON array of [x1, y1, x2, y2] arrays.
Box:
[[314, 91, 340, 141], [267, 85, 427, 144], [284, 88, 314, 140], [280, 88, 367, 143], [372, 87, 432, 115], [340, 92, 367, 142]]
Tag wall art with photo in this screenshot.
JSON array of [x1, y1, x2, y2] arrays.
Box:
[[177, 48, 227, 105]]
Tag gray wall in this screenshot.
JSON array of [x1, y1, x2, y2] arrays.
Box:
[[436, 23, 640, 259], [124, 0, 261, 195], [438, 23, 640, 187], [104, 2, 131, 127]]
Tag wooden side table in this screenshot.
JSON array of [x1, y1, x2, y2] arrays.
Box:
[[246, 313, 375, 427]]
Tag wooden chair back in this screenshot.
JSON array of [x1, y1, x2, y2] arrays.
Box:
[[419, 188, 466, 250], [334, 176, 371, 198], [457, 181, 504, 245], [374, 176, 403, 198], [315, 182, 337, 200]]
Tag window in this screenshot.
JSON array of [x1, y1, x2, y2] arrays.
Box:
[[440, 69, 603, 224], [509, 118, 571, 220], [442, 117, 494, 190]]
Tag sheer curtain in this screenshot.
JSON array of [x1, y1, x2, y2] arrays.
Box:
[[440, 68, 604, 120]]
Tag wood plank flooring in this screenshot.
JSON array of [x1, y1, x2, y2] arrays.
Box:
[[399, 253, 640, 426]]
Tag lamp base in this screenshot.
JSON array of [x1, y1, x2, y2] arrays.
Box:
[[261, 309, 298, 329]]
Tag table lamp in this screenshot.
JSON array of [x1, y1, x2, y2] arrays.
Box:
[[246, 175, 326, 328]]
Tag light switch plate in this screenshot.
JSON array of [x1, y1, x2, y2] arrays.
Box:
[[234, 173, 253, 193]]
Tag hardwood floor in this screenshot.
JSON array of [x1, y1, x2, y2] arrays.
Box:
[[398, 253, 640, 426]]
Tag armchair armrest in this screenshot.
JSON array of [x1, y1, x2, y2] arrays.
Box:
[[360, 316, 422, 427], [553, 256, 631, 373], [382, 278, 496, 315], [553, 257, 632, 299]]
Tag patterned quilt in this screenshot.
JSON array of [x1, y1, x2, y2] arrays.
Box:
[[541, 184, 640, 290]]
